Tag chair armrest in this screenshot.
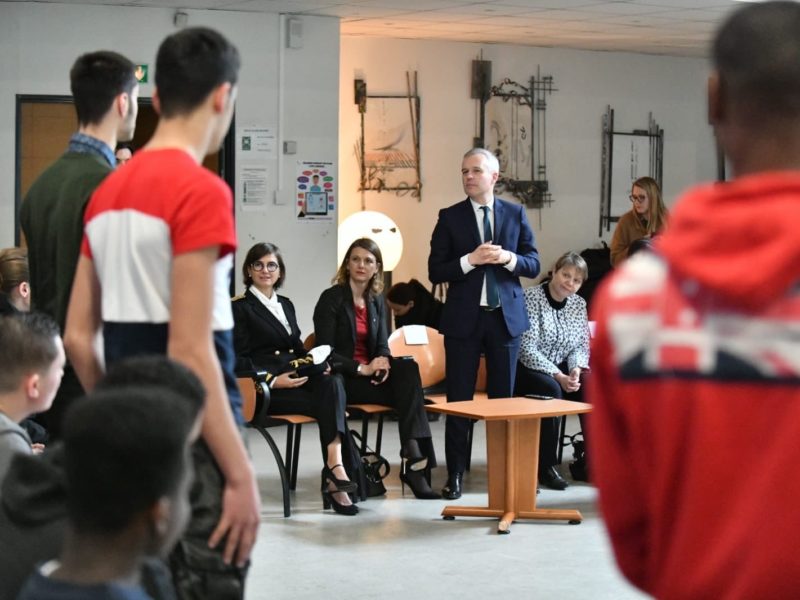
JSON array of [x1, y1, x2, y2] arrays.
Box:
[[236, 369, 273, 424]]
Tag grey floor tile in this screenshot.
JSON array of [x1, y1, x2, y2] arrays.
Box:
[[245, 415, 647, 600]]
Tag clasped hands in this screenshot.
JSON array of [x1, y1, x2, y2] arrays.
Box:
[[360, 356, 390, 385], [468, 242, 511, 266], [555, 368, 582, 393]]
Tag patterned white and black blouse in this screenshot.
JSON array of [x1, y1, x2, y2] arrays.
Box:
[[518, 283, 590, 375]]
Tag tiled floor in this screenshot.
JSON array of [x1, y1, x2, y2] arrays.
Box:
[[245, 415, 647, 600]]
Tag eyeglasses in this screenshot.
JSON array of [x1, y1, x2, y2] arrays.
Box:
[[349, 256, 376, 267], [629, 194, 647, 204], [251, 261, 279, 272]]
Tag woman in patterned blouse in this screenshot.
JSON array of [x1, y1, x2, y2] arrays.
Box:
[[515, 251, 590, 490]]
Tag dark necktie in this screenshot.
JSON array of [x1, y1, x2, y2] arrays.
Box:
[[480, 206, 500, 308]]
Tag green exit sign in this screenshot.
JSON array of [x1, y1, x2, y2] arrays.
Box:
[[134, 64, 148, 84]]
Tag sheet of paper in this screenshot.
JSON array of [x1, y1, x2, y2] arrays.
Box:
[[402, 325, 429, 345]]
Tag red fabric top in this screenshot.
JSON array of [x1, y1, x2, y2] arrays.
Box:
[[352, 303, 370, 365], [589, 172, 800, 600]]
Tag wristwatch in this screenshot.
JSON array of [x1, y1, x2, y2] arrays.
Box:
[[357, 364, 363, 375]]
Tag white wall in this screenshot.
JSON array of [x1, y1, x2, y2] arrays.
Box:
[[0, 2, 339, 334], [339, 37, 717, 287]]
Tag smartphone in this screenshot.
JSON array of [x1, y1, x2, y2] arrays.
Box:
[[371, 369, 387, 382], [525, 393, 554, 400]]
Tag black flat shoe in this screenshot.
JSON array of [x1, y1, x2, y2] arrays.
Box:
[[539, 465, 569, 490], [441, 472, 463, 500]]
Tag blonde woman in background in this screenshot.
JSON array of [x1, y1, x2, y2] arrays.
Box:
[[610, 176, 668, 267]]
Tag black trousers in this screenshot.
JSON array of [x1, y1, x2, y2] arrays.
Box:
[[444, 309, 520, 475], [514, 362, 588, 469], [267, 373, 348, 459], [342, 357, 436, 466]]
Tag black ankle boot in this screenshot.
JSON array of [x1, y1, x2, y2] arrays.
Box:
[[400, 457, 440, 499]]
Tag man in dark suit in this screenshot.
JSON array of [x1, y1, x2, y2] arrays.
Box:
[[428, 148, 540, 499]]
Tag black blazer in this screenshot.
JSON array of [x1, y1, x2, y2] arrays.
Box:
[[232, 289, 306, 375], [313, 284, 390, 377]]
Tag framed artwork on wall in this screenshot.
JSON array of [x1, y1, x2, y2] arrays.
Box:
[[355, 94, 421, 198]]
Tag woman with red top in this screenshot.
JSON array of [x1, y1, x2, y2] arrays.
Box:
[[313, 238, 439, 499]]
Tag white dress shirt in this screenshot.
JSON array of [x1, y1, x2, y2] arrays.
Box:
[[459, 198, 518, 307], [249, 286, 292, 334]]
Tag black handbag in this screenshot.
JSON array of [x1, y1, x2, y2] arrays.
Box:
[[349, 430, 391, 497]]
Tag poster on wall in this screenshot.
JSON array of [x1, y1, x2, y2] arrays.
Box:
[[237, 126, 276, 159], [240, 165, 268, 209], [236, 124, 276, 212], [296, 161, 335, 222]]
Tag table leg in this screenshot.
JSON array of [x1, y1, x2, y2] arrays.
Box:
[[441, 416, 584, 528], [498, 420, 517, 533]]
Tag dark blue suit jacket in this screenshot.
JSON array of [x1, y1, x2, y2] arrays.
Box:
[[428, 197, 540, 339]]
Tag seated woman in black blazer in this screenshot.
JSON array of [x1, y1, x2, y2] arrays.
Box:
[[233, 242, 357, 516], [313, 237, 439, 500]]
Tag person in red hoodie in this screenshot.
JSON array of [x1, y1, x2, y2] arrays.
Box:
[[589, 2, 800, 599]]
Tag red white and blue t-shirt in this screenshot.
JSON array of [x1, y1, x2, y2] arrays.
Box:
[[82, 148, 242, 421]]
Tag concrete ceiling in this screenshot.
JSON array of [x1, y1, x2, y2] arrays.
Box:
[[8, 0, 760, 57]]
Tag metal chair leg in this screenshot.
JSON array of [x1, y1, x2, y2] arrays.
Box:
[[360, 414, 369, 454], [374, 414, 385, 456], [290, 424, 303, 491], [557, 415, 568, 464], [250, 424, 291, 518]]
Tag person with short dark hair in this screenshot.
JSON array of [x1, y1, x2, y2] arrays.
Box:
[[590, 2, 800, 597], [0, 355, 206, 600], [428, 147, 540, 500], [385, 279, 443, 330], [0, 313, 64, 481], [15, 388, 197, 600], [20, 50, 138, 440], [65, 27, 259, 597], [626, 236, 654, 259], [314, 238, 440, 499], [0, 250, 51, 444], [115, 142, 134, 166], [233, 242, 356, 515], [97, 354, 207, 419]]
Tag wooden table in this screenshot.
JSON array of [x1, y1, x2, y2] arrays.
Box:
[[427, 397, 592, 534]]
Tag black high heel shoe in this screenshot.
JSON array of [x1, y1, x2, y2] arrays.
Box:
[[321, 464, 359, 516], [321, 464, 358, 493], [400, 457, 440, 500]]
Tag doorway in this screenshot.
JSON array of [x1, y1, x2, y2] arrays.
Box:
[[14, 94, 235, 245]]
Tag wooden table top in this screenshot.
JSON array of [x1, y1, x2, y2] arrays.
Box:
[[426, 397, 592, 421]]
